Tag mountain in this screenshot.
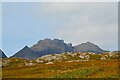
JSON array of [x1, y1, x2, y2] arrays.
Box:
[[11, 39, 107, 60], [12, 39, 73, 60], [73, 42, 107, 53], [0, 49, 7, 58], [11, 46, 41, 60], [31, 38, 73, 54]]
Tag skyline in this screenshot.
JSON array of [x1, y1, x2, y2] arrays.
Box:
[[2, 2, 118, 57]]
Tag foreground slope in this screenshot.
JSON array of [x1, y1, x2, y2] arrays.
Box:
[[2, 51, 119, 78]]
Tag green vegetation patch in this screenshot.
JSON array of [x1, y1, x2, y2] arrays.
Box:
[[52, 68, 96, 78]]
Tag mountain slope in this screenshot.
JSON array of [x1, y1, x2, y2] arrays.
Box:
[[11, 39, 108, 60], [73, 42, 107, 53], [11, 46, 40, 60], [31, 38, 73, 54], [0, 49, 7, 58]]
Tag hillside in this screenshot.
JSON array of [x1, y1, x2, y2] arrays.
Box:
[[2, 51, 119, 78]]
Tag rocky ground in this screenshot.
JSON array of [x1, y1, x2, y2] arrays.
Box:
[[1, 51, 119, 78]]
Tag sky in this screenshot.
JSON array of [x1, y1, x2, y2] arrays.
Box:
[[1, 0, 119, 2], [1, 2, 118, 57], [0, 2, 2, 50]]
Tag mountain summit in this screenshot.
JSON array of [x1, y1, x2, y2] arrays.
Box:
[[11, 38, 108, 60], [11, 46, 40, 60], [0, 49, 7, 58], [31, 38, 73, 53], [73, 42, 106, 53]]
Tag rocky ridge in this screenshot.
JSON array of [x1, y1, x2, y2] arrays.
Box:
[[11, 38, 108, 60]]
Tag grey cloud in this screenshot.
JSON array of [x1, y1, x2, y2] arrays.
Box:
[[34, 2, 118, 51], [54, 3, 118, 51]]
